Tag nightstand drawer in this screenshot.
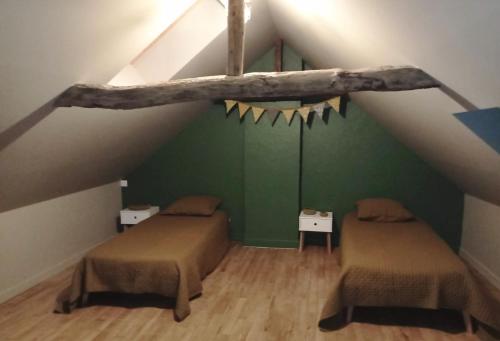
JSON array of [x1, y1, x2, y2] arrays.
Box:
[[299, 218, 332, 232]]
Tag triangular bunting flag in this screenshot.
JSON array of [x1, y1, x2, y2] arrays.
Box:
[[282, 109, 295, 125], [267, 109, 279, 125], [297, 107, 311, 121], [252, 106, 265, 123], [225, 100, 237, 114], [327, 97, 341, 113], [313, 103, 325, 119], [238, 102, 251, 119]]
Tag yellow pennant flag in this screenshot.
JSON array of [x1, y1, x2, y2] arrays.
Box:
[[327, 97, 341, 113], [252, 106, 265, 123], [297, 107, 311, 121], [238, 102, 251, 119], [225, 100, 237, 114], [282, 109, 295, 125]]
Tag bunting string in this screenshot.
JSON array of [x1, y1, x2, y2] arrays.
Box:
[[224, 96, 341, 124]]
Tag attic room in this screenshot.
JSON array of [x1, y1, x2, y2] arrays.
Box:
[[1, 0, 499, 339]]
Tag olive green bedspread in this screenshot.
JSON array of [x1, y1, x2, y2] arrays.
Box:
[[319, 212, 500, 331], [55, 211, 229, 321]]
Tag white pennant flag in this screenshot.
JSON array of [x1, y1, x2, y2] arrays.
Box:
[[252, 106, 265, 123], [225, 100, 237, 114], [238, 102, 251, 119], [313, 103, 325, 119]]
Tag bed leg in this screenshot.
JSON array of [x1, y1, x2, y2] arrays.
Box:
[[81, 292, 89, 307], [346, 306, 354, 323], [463, 311, 473, 334]]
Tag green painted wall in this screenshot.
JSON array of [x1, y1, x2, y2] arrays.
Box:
[[301, 104, 464, 251], [242, 46, 302, 247], [123, 45, 464, 251], [243, 116, 301, 247], [123, 107, 245, 240]]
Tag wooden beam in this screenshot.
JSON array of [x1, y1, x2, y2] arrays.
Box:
[[227, 0, 245, 76], [54, 66, 440, 110]]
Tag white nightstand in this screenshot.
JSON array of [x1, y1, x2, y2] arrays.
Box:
[[120, 206, 160, 228], [299, 210, 333, 253]]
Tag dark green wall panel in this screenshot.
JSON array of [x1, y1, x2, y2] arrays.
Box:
[[242, 45, 302, 247], [301, 103, 464, 251], [243, 114, 301, 247]]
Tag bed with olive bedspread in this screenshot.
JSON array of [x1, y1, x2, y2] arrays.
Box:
[[55, 211, 230, 321], [319, 212, 500, 333]]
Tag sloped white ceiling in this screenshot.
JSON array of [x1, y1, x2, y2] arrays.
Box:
[[2, 0, 498, 212], [0, 0, 277, 212], [267, 0, 500, 205]]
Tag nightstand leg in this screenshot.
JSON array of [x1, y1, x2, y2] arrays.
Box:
[[299, 231, 304, 252], [326, 232, 332, 253]]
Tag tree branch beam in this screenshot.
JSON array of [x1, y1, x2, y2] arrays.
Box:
[[54, 66, 439, 110], [227, 0, 245, 76]]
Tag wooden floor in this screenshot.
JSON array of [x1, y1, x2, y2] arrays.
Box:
[[0, 244, 482, 340]]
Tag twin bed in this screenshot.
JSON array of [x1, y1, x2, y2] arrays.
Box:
[[319, 201, 500, 333], [55, 196, 500, 334], [55, 197, 230, 321]]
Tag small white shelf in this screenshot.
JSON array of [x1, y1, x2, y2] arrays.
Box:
[[299, 211, 333, 233], [298, 210, 333, 253], [120, 206, 160, 226]]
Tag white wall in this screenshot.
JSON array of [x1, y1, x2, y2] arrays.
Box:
[[108, 65, 146, 86], [460, 194, 500, 289], [0, 0, 199, 212], [0, 0, 189, 130], [0, 182, 121, 303], [133, 0, 228, 83], [0, 0, 277, 213]]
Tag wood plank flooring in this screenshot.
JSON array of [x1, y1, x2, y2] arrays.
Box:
[[0, 244, 482, 340]]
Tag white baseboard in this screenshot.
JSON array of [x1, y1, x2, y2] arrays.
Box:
[[460, 248, 500, 290], [0, 235, 115, 304]]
